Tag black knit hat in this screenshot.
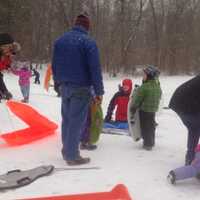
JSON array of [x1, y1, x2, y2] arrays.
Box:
[[75, 14, 90, 31], [0, 33, 14, 46]]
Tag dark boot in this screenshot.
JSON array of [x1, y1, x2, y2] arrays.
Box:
[[80, 142, 97, 150], [66, 156, 90, 166], [167, 171, 176, 184], [3, 91, 12, 100]]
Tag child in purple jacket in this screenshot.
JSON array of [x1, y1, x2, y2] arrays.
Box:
[[12, 64, 32, 103], [168, 144, 200, 184]]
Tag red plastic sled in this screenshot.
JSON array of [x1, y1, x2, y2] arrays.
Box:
[[0, 101, 58, 146], [19, 184, 132, 200]]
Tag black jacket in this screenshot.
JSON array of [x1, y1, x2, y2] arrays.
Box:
[[169, 75, 200, 114]]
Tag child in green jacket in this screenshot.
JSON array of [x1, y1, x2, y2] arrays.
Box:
[[130, 66, 162, 150]]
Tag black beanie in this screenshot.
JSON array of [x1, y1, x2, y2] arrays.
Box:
[[0, 33, 14, 46]]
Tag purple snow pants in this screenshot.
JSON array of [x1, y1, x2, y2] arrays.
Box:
[[173, 152, 200, 181]]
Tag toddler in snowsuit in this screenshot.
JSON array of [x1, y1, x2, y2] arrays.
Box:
[[129, 66, 162, 150], [168, 144, 200, 184], [12, 63, 32, 103], [104, 79, 132, 129]]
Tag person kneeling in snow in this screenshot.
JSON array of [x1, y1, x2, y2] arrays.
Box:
[[168, 144, 200, 184], [169, 75, 200, 165], [104, 79, 133, 129]]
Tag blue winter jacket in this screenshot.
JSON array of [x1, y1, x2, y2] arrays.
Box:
[[52, 26, 104, 96]]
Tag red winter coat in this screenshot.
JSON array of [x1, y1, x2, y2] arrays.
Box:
[[0, 56, 11, 71], [105, 79, 133, 122]]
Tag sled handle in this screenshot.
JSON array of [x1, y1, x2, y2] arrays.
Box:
[[17, 177, 31, 185], [7, 169, 21, 174]]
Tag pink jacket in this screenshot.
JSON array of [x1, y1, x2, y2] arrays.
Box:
[[12, 68, 32, 86]]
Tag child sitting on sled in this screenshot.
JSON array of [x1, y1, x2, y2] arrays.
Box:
[[11, 62, 32, 103], [168, 144, 200, 184], [104, 79, 133, 129]]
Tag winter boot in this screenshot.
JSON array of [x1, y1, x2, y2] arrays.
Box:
[[167, 171, 176, 184], [66, 156, 90, 166], [143, 145, 153, 151], [21, 97, 29, 103], [3, 91, 12, 100], [80, 142, 97, 151]]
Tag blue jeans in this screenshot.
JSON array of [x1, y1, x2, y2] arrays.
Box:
[[179, 113, 200, 164], [60, 83, 91, 160], [20, 85, 30, 99]]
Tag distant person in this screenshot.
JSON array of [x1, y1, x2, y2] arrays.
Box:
[[104, 79, 133, 124], [169, 75, 200, 165], [32, 68, 40, 84], [52, 14, 104, 165], [168, 144, 200, 184], [0, 33, 20, 100], [11, 63, 32, 103], [129, 66, 162, 150]]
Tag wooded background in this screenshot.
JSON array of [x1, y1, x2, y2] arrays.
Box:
[[1, 0, 200, 75]]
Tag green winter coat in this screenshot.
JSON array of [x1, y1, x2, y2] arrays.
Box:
[[132, 79, 162, 112]]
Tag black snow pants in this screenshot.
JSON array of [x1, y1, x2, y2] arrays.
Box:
[[0, 72, 8, 95], [139, 110, 156, 147]]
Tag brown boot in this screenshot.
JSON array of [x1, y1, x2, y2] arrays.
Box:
[[66, 156, 90, 166]]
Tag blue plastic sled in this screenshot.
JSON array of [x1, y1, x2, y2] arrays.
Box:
[[103, 122, 129, 136], [103, 122, 129, 129]]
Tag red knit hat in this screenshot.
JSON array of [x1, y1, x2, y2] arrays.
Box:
[[75, 14, 90, 31]]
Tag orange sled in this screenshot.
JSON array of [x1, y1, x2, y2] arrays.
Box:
[[0, 101, 58, 146], [19, 184, 132, 200], [44, 63, 52, 92]]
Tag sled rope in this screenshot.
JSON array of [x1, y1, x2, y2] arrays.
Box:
[[54, 166, 101, 172]]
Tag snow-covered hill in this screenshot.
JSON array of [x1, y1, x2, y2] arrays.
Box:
[[0, 71, 199, 200]]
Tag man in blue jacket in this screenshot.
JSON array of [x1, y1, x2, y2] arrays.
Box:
[[52, 14, 104, 165]]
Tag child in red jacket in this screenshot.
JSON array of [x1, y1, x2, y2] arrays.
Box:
[[104, 79, 133, 127]]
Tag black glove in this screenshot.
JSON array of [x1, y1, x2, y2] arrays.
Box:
[[104, 115, 111, 122], [130, 105, 137, 115], [54, 81, 61, 97]]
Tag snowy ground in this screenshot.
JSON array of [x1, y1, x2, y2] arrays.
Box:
[[0, 69, 200, 200]]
